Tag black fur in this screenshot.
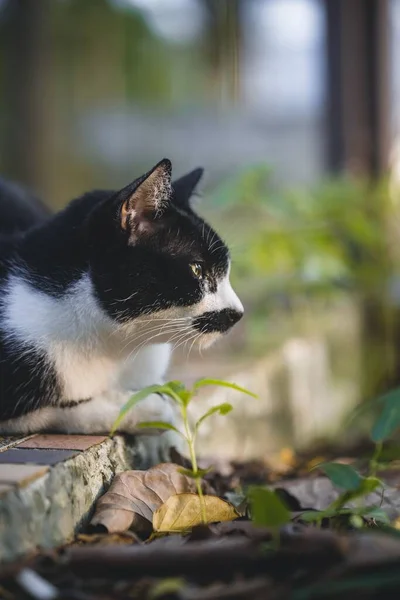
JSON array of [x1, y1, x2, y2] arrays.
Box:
[[0, 339, 61, 420], [0, 177, 49, 235], [0, 161, 237, 421]]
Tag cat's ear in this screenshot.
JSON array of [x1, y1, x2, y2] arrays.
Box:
[[120, 158, 172, 233], [172, 167, 204, 208]]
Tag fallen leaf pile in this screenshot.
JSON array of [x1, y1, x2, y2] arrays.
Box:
[[90, 463, 237, 535], [4, 446, 400, 599]]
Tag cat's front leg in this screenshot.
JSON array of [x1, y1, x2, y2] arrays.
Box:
[[123, 390, 187, 463], [51, 390, 185, 464]]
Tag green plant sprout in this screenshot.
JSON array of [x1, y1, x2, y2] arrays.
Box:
[[110, 376, 400, 533], [110, 378, 257, 524], [294, 387, 400, 529], [247, 387, 400, 533]]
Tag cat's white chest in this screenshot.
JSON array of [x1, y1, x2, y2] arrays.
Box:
[[3, 274, 172, 402], [53, 346, 118, 400], [55, 343, 171, 400]]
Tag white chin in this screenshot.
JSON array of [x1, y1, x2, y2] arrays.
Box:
[[198, 332, 222, 350]]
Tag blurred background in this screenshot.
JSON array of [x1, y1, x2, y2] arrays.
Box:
[[0, 0, 400, 459]]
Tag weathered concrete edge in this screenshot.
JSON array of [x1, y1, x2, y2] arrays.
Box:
[[0, 435, 146, 564]]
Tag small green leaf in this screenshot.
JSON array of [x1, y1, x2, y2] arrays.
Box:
[[300, 509, 336, 522], [372, 397, 400, 442], [377, 388, 400, 405], [357, 476, 382, 495], [167, 381, 186, 394], [178, 467, 211, 478], [110, 384, 165, 436], [192, 378, 258, 398], [330, 477, 382, 511], [161, 384, 185, 406], [350, 514, 364, 529], [136, 421, 183, 436], [178, 390, 192, 407], [356, 506, 390, 524], [346, 387, 400, 426], [195, 403, 233, 432], [249, 487, 290, 527], [316, 462, 363, 491], [301, 504, 388, 524], [165, 381, 193, 405]]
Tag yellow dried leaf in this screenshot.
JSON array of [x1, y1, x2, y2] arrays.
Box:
[[153, 493, 239, 532], [90, 463, 212, 534], [279, 447, 297, 467]]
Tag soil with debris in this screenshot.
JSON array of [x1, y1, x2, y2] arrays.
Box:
[[2, 442, 400, 600]]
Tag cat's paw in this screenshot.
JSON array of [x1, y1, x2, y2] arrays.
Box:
[[129, 392, 179, 431], [113, 392, 187, 465], [137, 429, 186, 467], [134, 392, 186, 466]]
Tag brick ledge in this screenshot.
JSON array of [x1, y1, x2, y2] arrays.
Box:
[[0, 435, 144, 564]]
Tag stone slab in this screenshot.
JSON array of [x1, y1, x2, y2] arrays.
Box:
[[18, 434, 107, 451], [0, 464, 49, 486], [0, 484, 14, 496], [0, 449, 79, 465], [0, 436, 35, 452], [0, 436, 143, 564]]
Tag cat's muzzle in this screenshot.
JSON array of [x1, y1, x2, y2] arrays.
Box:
[[192, 308, 243, 334]]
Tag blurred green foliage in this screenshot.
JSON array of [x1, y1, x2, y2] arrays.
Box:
[[208, 165, 393, 305], [205, 166, 400, 400]]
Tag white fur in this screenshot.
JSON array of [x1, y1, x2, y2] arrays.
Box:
[[2, 275, 170, 401], [0, 263, 242, 444], [0, 389, 184, 461], [195, 272, 244, 316]]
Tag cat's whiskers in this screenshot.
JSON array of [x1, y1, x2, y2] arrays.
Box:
[[136, 317, 190, 325], [187, 332, 202, 362], [208, 231, 218, 251], [170, 331, 194, 354], [110, 315, 190, 345], [117, 322, 189, 357], [121, 323, 193, 367], [210, 243, 226, 255], [108, 291, 139, 305], [173, 330, 199, 354], [199, 338, 205, 358], [168, 327, 194, 346]]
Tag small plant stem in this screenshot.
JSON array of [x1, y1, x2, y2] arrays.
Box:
[[370, 441, 383, 477], [181, 405, 207, 524]]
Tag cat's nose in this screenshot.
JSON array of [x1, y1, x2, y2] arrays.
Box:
[[224, 308, 243, 328], [193, 307, 244, 334]]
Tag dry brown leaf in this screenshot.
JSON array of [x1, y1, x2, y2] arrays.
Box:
[[90, 463, 212, 534], [273, 476, 400, 520], [153, 493, 239, 532]]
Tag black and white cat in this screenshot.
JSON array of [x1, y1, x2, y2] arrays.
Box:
[[0, 159, 243, 447]]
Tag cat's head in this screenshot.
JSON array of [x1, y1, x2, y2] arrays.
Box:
[[87, 159, 243, 350]]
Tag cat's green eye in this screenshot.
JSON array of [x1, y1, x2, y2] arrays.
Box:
[[190, 262, 203, 279]]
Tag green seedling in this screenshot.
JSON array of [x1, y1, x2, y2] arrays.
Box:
[[110, 378, 257, 523], [247, 387, 400, 534], [301, 385, 400, 528]]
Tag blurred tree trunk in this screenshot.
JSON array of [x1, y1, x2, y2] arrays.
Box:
[[202, 0, 243, 104], [324, 0, 389, 176], [1, 0, 52, 196], [324, 0, 396, 400]]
